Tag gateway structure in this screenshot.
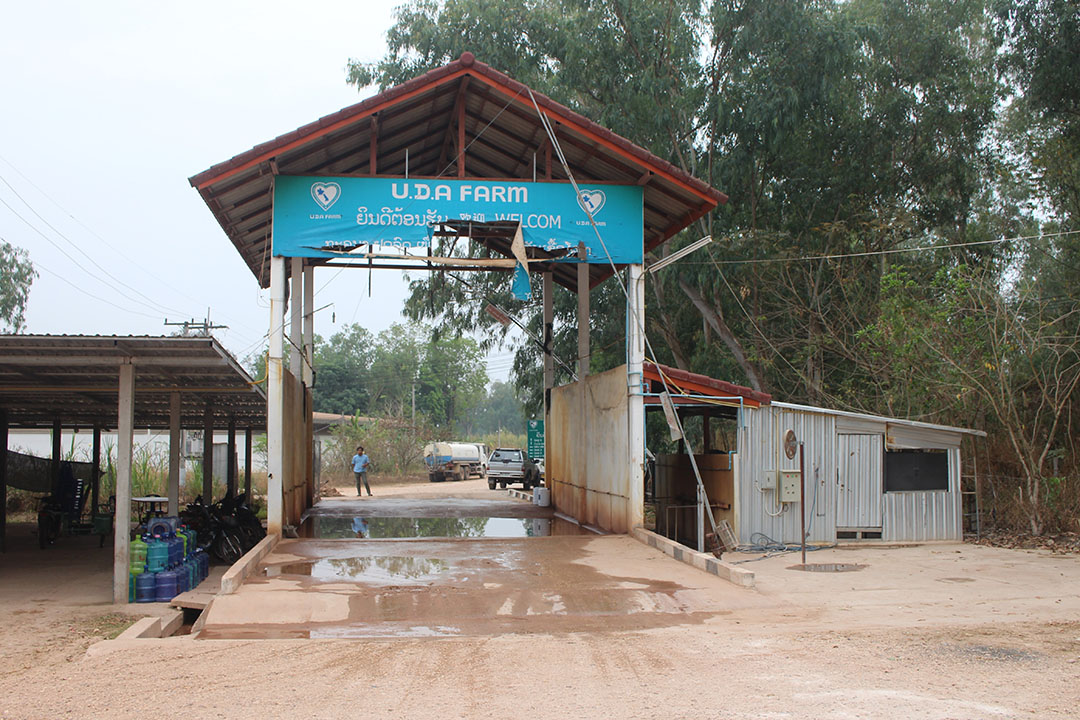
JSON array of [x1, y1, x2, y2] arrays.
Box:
[[191, 53, 726, 536]]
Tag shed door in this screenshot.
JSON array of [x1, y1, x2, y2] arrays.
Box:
[[836, 434, 883, 528]]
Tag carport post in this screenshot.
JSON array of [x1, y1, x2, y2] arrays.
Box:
[[51, 417, 61, 492], [227, 416, 237, 497], [1, 408, 8, 553], [202, 403, 214, 503], [267, 256, 286, 536], [577, 243, 590, 378], [168, 391, 181, 516], [113, 362, 135, 604], [91, 425, 101, 517], [627, 264, 646, 530], [244, 427, 252, 499]]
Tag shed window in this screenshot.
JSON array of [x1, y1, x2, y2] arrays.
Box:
[[884, 449, 948, 492]]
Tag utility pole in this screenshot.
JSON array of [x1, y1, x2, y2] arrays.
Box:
[[164, 308, 227, 337], [411, 382, 416, 426]]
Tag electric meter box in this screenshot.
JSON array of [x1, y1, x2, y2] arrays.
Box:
[[761, 470, 777, 491], [779, 470, 802, 502]]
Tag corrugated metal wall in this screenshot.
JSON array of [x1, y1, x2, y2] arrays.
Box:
[[738, 408, 963, 544], [882, 447, 962, 541], [836, 434, 883, 529], [737, 406, 837, 545]]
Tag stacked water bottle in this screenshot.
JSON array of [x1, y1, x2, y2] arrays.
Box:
[[129, 517, 210, 603]]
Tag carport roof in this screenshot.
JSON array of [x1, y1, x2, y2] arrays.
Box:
[[0, 335, 266, 430], [189, 52, 726, 292]]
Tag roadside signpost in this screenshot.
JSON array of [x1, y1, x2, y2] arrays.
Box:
[[526, 419, 545, 459]]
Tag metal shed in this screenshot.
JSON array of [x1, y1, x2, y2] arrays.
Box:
[[735, 402, 983, 545]]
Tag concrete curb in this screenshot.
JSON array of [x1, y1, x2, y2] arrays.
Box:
[[632, 527, 755, 588], [219, 533, 279, 595], [115, 608, 185, 640]]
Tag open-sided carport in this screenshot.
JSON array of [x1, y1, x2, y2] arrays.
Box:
[[189, 52, 726, 538], [0, 334, 265, 602]]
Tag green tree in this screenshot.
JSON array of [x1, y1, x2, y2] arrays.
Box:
[[472, 380, 525, 435], [417, 331, 488, 434], [0, 240, 36, 332], [312, 323, 375, 414]]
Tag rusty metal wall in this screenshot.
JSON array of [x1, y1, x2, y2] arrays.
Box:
[[737, 406, 837, 545], [882, 447, 962, 541], [281, 368, 309, 526], [836, 434, 884, 529], [549, 366, 632, 533]]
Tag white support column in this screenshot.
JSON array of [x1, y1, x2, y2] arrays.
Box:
[[303, 263, 314, 386], [627, 264, 645, 530], [542, 271, 554, 414], [577, 245, 590, 378], [167, 391, 181, 516], [113, 362, 135, 604], [290, 257, 303, 377], [267, 256, 286, 536]]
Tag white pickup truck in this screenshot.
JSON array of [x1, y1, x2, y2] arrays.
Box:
[[486, 448, 541, 490]]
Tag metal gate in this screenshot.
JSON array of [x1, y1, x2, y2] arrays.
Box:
[[836, 434, 883, 530]]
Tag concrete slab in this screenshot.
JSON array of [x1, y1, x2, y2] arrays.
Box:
[[198, 533, 755, 639]]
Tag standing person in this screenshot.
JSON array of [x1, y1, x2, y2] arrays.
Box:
[[351, 446, 372, 497]]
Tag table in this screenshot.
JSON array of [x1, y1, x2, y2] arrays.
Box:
[[131, 496, 170, 525]]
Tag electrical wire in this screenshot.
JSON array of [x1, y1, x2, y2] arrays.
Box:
[[680, 229, 1080, 265]]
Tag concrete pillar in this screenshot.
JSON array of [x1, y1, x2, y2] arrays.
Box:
[[51, 417, 61, 492], [577, 245, 590, 378], [290, 257, 303, 376], [202, 403, 214, 502], [227, 416, 237, 497], [91, 425, 101, 516], [113, 362, 135, 604], [0, 409, 7, 553], [168, 391, 181, 516], [542, 271, 555, 480], [542, 271, 554, 414], [303, 263, 314, 387], [267, 255, 286, 536], [627, 264, 646, 530], [244, 428, 253, 500]]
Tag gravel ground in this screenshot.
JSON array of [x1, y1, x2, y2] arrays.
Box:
[[1, 477, 1077, 719]]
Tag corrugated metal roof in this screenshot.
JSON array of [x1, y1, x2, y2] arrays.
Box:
[[770, 401, 984, 438], [0, 335, 266, 430], [189, 52, 726, 291]]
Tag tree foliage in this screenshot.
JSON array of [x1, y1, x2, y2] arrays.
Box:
[[353, 0, 1080, 533], [0, 240, 36, 332]]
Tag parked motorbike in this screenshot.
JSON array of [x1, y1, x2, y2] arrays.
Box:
[[180, 494, 256, 564]]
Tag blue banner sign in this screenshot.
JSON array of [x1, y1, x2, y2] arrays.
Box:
[[271, 176, 644, 264]]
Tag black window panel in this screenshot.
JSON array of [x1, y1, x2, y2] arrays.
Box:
[[884, 450, 949, 492]]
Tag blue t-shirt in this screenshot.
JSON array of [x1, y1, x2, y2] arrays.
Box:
[[352, 453, 370, 473]]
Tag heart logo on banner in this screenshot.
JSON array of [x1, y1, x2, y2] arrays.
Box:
[[310, 182, 341, 211], [577, 189, 606, 217]]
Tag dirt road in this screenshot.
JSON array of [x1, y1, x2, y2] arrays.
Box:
[[0, 477, 1077, 719]]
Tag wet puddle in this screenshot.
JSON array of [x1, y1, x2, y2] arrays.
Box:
[[266, 556, 453, 584], [300, 515, 585, 539]]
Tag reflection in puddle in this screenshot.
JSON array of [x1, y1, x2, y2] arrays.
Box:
[[266, 556, 450, 584], [300, 516, 582, 539]]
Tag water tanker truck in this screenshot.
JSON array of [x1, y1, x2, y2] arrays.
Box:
[[423, 441, 484, 483]]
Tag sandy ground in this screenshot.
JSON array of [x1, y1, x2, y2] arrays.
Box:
[[1, 476, 1078, 719]]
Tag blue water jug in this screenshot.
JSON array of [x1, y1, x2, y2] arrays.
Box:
[[146, 537, 167, 573], [176, 563, 189, 594], [154, 569, 178, 602], [135, 572, 157, 603]]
